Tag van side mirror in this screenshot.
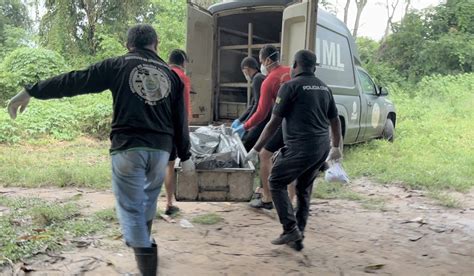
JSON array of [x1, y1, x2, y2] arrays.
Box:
[[379, 86, 389, 96]]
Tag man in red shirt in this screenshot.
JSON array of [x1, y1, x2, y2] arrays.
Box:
[[165, 49, 192, 216], [234, 45, 291, 209]]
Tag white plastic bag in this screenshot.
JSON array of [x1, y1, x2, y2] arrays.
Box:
[[324, 161, 350, 183]]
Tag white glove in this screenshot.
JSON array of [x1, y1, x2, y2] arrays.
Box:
[[244, 148, 259, 164], [181, 159, 195, 174], [328, 147, 343, 161], [8, 90, 31, 120]]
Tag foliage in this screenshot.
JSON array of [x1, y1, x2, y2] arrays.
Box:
[[153, 0, 187, 60], [39, 0, 154, 57], [356, 37, 403, 86], [0, 47, 67, 103], [0, 195, 115, 264], [0, 0, 31, 61], [344, 73, 474, 192], [379, 0, 474, 81]]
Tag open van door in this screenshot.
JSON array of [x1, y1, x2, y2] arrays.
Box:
[[280, 0, 318, 66], [186, 2, 214, 124]]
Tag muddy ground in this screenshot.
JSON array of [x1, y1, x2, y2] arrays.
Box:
[[1, 179, 473, 276]]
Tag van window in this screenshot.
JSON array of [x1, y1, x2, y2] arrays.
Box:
[[357, 69, 376, 95], [315, 26, 355, 88]]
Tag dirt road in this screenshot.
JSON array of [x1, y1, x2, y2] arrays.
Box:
[[1, 179, 473, 275]]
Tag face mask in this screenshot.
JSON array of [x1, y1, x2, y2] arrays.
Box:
[[260, 64, 268, 76], [260, 51, 279, 76], [244, 74, 252, 82]]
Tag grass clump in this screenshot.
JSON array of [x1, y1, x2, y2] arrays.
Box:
[[192, 213, 223, 225], [0, 195, 116, 265], [314, 182, 385, 210]]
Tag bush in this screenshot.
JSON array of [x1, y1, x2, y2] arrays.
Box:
[[0, 47, 67, 103]]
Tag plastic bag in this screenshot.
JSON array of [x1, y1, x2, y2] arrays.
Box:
[[324, 161, 350, 183], [190, 125, 241, 170]]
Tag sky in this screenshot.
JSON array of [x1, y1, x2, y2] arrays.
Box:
[[327, 0, 445, 40], [26, 0, 445, 41]]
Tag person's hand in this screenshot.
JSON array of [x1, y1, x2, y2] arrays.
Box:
[[7, 90, 31, 120], [231, 119, 241, 129], [328, 147, 343, 161], [181, 159, 195, 175], [233, 124, 245, 138], [244, 148, 259, 164]]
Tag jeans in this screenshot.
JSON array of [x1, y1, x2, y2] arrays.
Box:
[[111, 150, 170, 248], [269, 146, 329, 232]]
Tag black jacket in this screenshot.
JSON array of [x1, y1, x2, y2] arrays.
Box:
[[25, 48, 191, 160], [239, 72, 265, 122]]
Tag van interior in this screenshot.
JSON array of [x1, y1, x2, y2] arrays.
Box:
[[216, 11, 284, 120]]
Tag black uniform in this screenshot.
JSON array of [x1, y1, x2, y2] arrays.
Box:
[[269, 72, 338, 233], [239, 73, 267, 151], [25, 48, 191, 161]]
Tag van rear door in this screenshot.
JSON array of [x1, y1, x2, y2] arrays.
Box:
[[280, 0, 317, 66], [186, 2, 214, 124]]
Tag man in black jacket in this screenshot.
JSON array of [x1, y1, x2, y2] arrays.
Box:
[[7, 24, 194, 275], [231, 57, 266, 151]]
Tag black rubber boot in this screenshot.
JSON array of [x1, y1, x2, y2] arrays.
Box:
[[133, 244, 158, 276]]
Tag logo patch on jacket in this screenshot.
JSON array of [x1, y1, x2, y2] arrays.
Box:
[[129, 64, 171, 105]]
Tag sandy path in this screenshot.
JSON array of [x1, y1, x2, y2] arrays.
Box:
[[1, 179, 473, 276]]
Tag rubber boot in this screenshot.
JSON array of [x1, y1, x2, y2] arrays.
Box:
[[133, 244, 158, 276]]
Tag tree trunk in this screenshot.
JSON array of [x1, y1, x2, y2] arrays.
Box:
[[383, 0, 401, 40], [352, 0, 367, 38], [404, 0, 411, 16], [344, 0, 351, 24]]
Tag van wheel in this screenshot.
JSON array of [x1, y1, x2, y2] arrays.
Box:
[[382, 118, 395, 142]]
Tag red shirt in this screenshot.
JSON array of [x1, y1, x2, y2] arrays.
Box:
[[244, 65, 291, 130], [171, 66, 192, 122]]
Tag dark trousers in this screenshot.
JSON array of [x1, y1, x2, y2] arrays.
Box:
[[242, 117, 269, 152], [269, 145, 329, 232]]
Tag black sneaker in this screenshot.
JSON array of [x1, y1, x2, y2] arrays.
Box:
[[271, 228, 302, 245], [249, 198, 274, 210], [165, 205, 180, 216]]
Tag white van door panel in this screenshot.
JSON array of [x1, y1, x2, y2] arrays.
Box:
[[357, 69, 384, 140], [281, 1, 315, 66], [186, 3, 214, 124]]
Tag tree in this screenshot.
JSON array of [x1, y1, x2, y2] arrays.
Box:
[[39, 0, 154, 58], [383, 0, 401, 40], [353, 0, 368, 38], [404, 0, 411, 16], [0, 0, 31, 59], [380, 0, 474, 81], [343, 0, 351, 24]]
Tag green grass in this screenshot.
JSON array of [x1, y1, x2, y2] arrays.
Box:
[[344, 73, 474, 193], [0, 196, 117, 264], [0, 137, 111, 188], [314, 182, 385, 210], [427, 191, 462, 208], [191, 213, 223, 225]]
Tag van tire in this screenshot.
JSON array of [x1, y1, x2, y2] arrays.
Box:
[[382, 118, 395, 142]]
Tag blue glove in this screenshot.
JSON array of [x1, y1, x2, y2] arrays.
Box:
[[231, 119, 241, 129], [233, 124, 246, 138]]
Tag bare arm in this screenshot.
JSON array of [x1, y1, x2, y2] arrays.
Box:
[[330, 117, 342, 148]]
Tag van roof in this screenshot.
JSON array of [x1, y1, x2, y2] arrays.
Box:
[[208, 0, 293, 13], [208, 0, 361, 64]]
